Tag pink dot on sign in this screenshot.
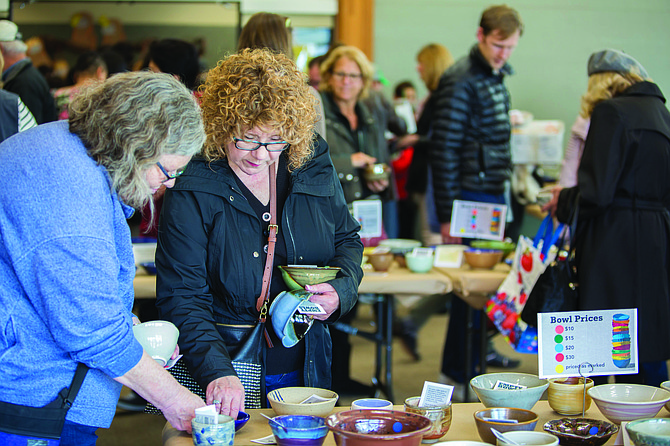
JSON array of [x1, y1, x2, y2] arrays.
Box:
[[555, 326, 564, 334], [556, 353, 564, 362]]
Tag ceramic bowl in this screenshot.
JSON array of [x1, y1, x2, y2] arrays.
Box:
[[470, 373, 549, 411], [473, 407, 538, 444], [432, 442, 490, 446], [404, 396, 452, 443], [351, 398, 393, 411], [547, 377, 594, 415], [132, 320, 179, 367], [278, 266, 341, 289], [463, 249, 503, 269], [363, 163, 391, 182], [378, 239, 422, 255], [661, 381, 670, 412], [470, 240, 516, 258], [495, 431, 559, 446], [625, 417, 670, 446], [268, 387, 338, 417], [235, 411, 250, 432], [588, 384, 670, 424], [366, 252, 395, 272], [269, 415, 329, 446], [325, 409, 431, 446], [405, 252, 434, 273], [192, 415, 235, 446], [543, 418, 618, 446]]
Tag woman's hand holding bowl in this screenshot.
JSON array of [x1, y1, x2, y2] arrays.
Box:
[[206, 375, 245, 420], [305, 283, 340, 320]]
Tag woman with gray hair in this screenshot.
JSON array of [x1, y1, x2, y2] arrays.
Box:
[[0, 71, 207, 445]]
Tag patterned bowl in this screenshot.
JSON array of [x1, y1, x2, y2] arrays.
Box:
[[588, 384, 670, 424], [269, 415, 329, 446], [268, 387, 338, 417], [325, 409, 431, 446], [543, 418, 618, 446], [625, 417, 670, 446]]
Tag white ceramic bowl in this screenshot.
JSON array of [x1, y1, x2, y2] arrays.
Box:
[[587, 384, 670, 424], [132, 320, 179, 367], [496, 431, 559, 446], [470, 373, 549, 411], [351, 398, 393, 411], [405, 251, 434, 273]]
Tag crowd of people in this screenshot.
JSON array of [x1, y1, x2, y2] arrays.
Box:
[[0, 2, 669, 444]]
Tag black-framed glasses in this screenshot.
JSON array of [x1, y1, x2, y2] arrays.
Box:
[[233, 137, 290, 152], [156, 162, 185, 183]]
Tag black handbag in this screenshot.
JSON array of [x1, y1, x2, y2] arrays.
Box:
[[0, 363, 89, 445], [521, 195, 580, 327], [147, 164, 278, 413]]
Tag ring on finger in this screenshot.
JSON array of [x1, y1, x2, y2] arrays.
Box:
[[213, 400, 221, 404]]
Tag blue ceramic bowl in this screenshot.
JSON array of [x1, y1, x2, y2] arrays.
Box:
[[235, 411, 250, 431], [269, 415, 328, 446]]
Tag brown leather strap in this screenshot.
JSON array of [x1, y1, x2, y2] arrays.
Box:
[[255, 163, 278, 321]]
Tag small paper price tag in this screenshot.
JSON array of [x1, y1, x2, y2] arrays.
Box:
[[297, 301, 326, 316], [411, 247, 434, 257], [492, 380, 527, 390], [164, 354, 183, 370], [251, 434, 277, 444], [299, 394, 335, 404], [418, 381, 454, 407], [195, 405, 218, 424]]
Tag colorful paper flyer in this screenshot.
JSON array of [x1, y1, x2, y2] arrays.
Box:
[[537, 309, 638, 379], [449, 200, 507, 241]]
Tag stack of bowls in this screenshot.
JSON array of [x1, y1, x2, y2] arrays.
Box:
[[611, 313, 631, 368]]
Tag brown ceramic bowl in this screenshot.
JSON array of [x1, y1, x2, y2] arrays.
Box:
[[543, 418, 618, 446], [325, 409, 431, 446], [363, 163, 391, 182], [463, 249, 503, 269], [367, 252, 394, 272], [473, 407, 538, 444]]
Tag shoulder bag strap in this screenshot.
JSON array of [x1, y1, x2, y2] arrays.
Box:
[[63, 363, 89, 409], [255, 163, 277, 321]]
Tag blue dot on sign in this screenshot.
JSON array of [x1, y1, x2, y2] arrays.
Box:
[[589, 426, 598, 435], [555, 344, 564, 353], [393, 422, 402, 433]]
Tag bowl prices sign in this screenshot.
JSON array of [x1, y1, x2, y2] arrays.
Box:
[[537, 309, 638, 379]]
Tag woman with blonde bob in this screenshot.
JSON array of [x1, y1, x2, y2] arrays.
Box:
[[156, 49, 363, 418], [544, 49, 670, 387], [0, 71, 206, 444]]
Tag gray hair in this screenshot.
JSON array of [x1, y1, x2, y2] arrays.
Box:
[[68, 71, 204, 209], [0, 40, 27, 56]]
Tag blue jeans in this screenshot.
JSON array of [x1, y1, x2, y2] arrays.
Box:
[[265, 370, 302, 407]]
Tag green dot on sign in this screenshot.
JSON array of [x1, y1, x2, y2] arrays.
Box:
[[554, 335, 563, 343]]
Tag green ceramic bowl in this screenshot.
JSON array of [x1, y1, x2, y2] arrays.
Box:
[[470, 240, 516, 258], [625, 418, 670, 446], [279, 266, 341, 290]]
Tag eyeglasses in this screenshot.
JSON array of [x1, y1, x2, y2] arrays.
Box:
[[156, 162, 185, 183], [233, 137, 290, 152], [333, 71, 363, 81]]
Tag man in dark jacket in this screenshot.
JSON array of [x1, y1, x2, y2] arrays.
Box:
[[0, 20, 57, 124], [430, 4, 523, 399]]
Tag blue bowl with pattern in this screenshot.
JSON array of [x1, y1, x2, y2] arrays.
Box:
[[269, 415, 328, 446]]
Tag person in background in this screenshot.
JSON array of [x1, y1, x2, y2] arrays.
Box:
[[0, 49, 36, 142], [394, 80, 417, 112], [0, 20, 57, 124], [156, 49, 363, 418], [238, 12, 327, 141], [52, 51, 108, 120], [308, 54, 326, 89], [0, 71, 207, 445], [544, 49, 670, 387], [144, 38, 200, 91], [430, 5, 523, 400]]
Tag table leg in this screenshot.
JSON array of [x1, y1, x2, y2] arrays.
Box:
[[384, 294, 394, 402], [480, 310, 488, 376], [464, 305, 473, 402]]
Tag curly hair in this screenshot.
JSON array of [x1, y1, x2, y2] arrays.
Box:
[[417, 43, 454, 92], [200, 48, 317, 170], [319, 45, 373, 100], [580, 71, 647, 118], [68, 71, 204, 209]]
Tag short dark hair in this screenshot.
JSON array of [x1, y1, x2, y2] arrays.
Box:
[[480, 4, 523, 38], [148, 39, 200, 90], [394, 81, 415, 99]]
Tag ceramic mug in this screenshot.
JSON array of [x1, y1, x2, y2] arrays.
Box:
[[351, 398, 393, 411], [404, 396, 452, 443], [547, 377, 594, 415], [192, 415, 235, 446], [132, 320, 179, 367]]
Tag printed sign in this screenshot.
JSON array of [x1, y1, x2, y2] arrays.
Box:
[[353, 199, 383, 239], [449, 200, 507, 241], [538, 309, 638, 379]]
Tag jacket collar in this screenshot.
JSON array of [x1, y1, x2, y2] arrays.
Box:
[[469, 44, 514, 77], [2, 58, 32, 84], [621, 81, 666, 104]]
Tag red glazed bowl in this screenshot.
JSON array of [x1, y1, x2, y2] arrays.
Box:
[[325, 409, 431, 446]]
